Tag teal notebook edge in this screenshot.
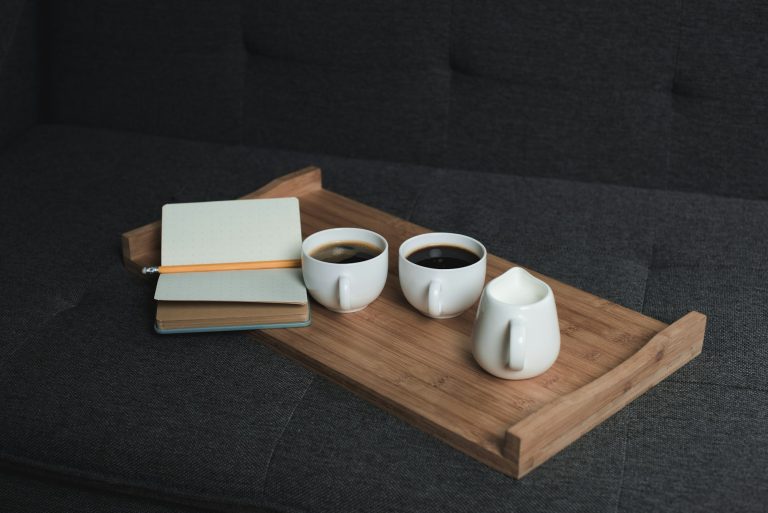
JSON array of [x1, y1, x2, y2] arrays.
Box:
[[154, 305, 312, 335]]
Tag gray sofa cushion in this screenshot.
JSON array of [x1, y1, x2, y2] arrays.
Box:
[[0, 125, 766, 512], [43, 1, 768, 199]]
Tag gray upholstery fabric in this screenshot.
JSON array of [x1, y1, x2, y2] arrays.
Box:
[[0, 125, 766, 512], [243, 0, 450, 164], [42, 1, 768, 199], [0, 0, 37, 149], [46, 0, 245, 142]]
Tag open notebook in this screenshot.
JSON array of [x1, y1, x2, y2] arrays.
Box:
[[153, 198, 309, 333]]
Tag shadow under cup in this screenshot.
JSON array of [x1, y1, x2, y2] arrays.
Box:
[[301, 228, 389, 313], [398, 233, 487, 319]]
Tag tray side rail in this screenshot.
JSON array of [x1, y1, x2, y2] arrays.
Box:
[[504, 311, 706, 478]]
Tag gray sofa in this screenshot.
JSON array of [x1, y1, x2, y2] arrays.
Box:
[[1, 1, 767, 512]]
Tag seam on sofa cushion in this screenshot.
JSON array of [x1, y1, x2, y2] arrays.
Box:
[[610, 243, 656, 513], [0, 303, 78, 371], [0, 462, 229, 513], [612, 415, 631, 513], [0, 0, 29, 78], [0, 452, 270, 512], [259, 375, 316, 497], [404, 176, 431, 222], [0, 256, 108, 368], [610, 205, 664, 513], [639, 242, 656, 317]]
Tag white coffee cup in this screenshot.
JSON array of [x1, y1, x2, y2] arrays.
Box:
[[302, 228, 388, 313], [398, 233, 487, 319], [471, 267, 560, 379]]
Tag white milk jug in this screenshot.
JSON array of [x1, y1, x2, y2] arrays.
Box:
[[471, 267, 560, 379]]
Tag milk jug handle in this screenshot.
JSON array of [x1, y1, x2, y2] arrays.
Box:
[[508, 318, 526, 371]]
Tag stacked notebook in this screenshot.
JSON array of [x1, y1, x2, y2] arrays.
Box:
[[153, 198, 310, 333]]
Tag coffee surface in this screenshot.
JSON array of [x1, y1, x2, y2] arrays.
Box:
[[310, 240, 382, 264], [407, 244, 480, 269]]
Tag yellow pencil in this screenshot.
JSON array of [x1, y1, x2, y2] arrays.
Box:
[[141, 259, 302, 275]]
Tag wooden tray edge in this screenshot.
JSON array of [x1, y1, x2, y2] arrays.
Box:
[[120, 166, 323, 274], [504, 311, 706, 478]]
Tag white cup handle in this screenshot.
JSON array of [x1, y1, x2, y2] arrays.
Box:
[[428, 280, 442, 317], [339, 275, 351, 311], [508, 318, 526, 371]]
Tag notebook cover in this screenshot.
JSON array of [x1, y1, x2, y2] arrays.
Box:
[[161, 197, 301, 266], [156, 197, 306, 304]]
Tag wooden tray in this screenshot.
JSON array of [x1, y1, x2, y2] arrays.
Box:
[[122, 167, 706, 478]]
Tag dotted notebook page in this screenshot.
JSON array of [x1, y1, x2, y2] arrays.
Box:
[[160, 197, 301, 266]]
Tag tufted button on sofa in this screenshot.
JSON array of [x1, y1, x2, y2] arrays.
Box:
[[1, 1, 767, 512]]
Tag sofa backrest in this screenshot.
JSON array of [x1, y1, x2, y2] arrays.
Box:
[[0, 0, 37, 149], [43, 0, 768, 199]]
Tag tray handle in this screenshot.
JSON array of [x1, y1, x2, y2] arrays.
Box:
[[120, 166, 322, 274], [504, 311, 706, 478]]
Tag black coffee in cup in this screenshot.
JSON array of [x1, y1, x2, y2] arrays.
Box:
[[407, 245, 480, 269], [310, 241, 383, 264]]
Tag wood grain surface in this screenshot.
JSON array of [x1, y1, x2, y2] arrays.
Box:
[[122, 167, 706, 478]]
